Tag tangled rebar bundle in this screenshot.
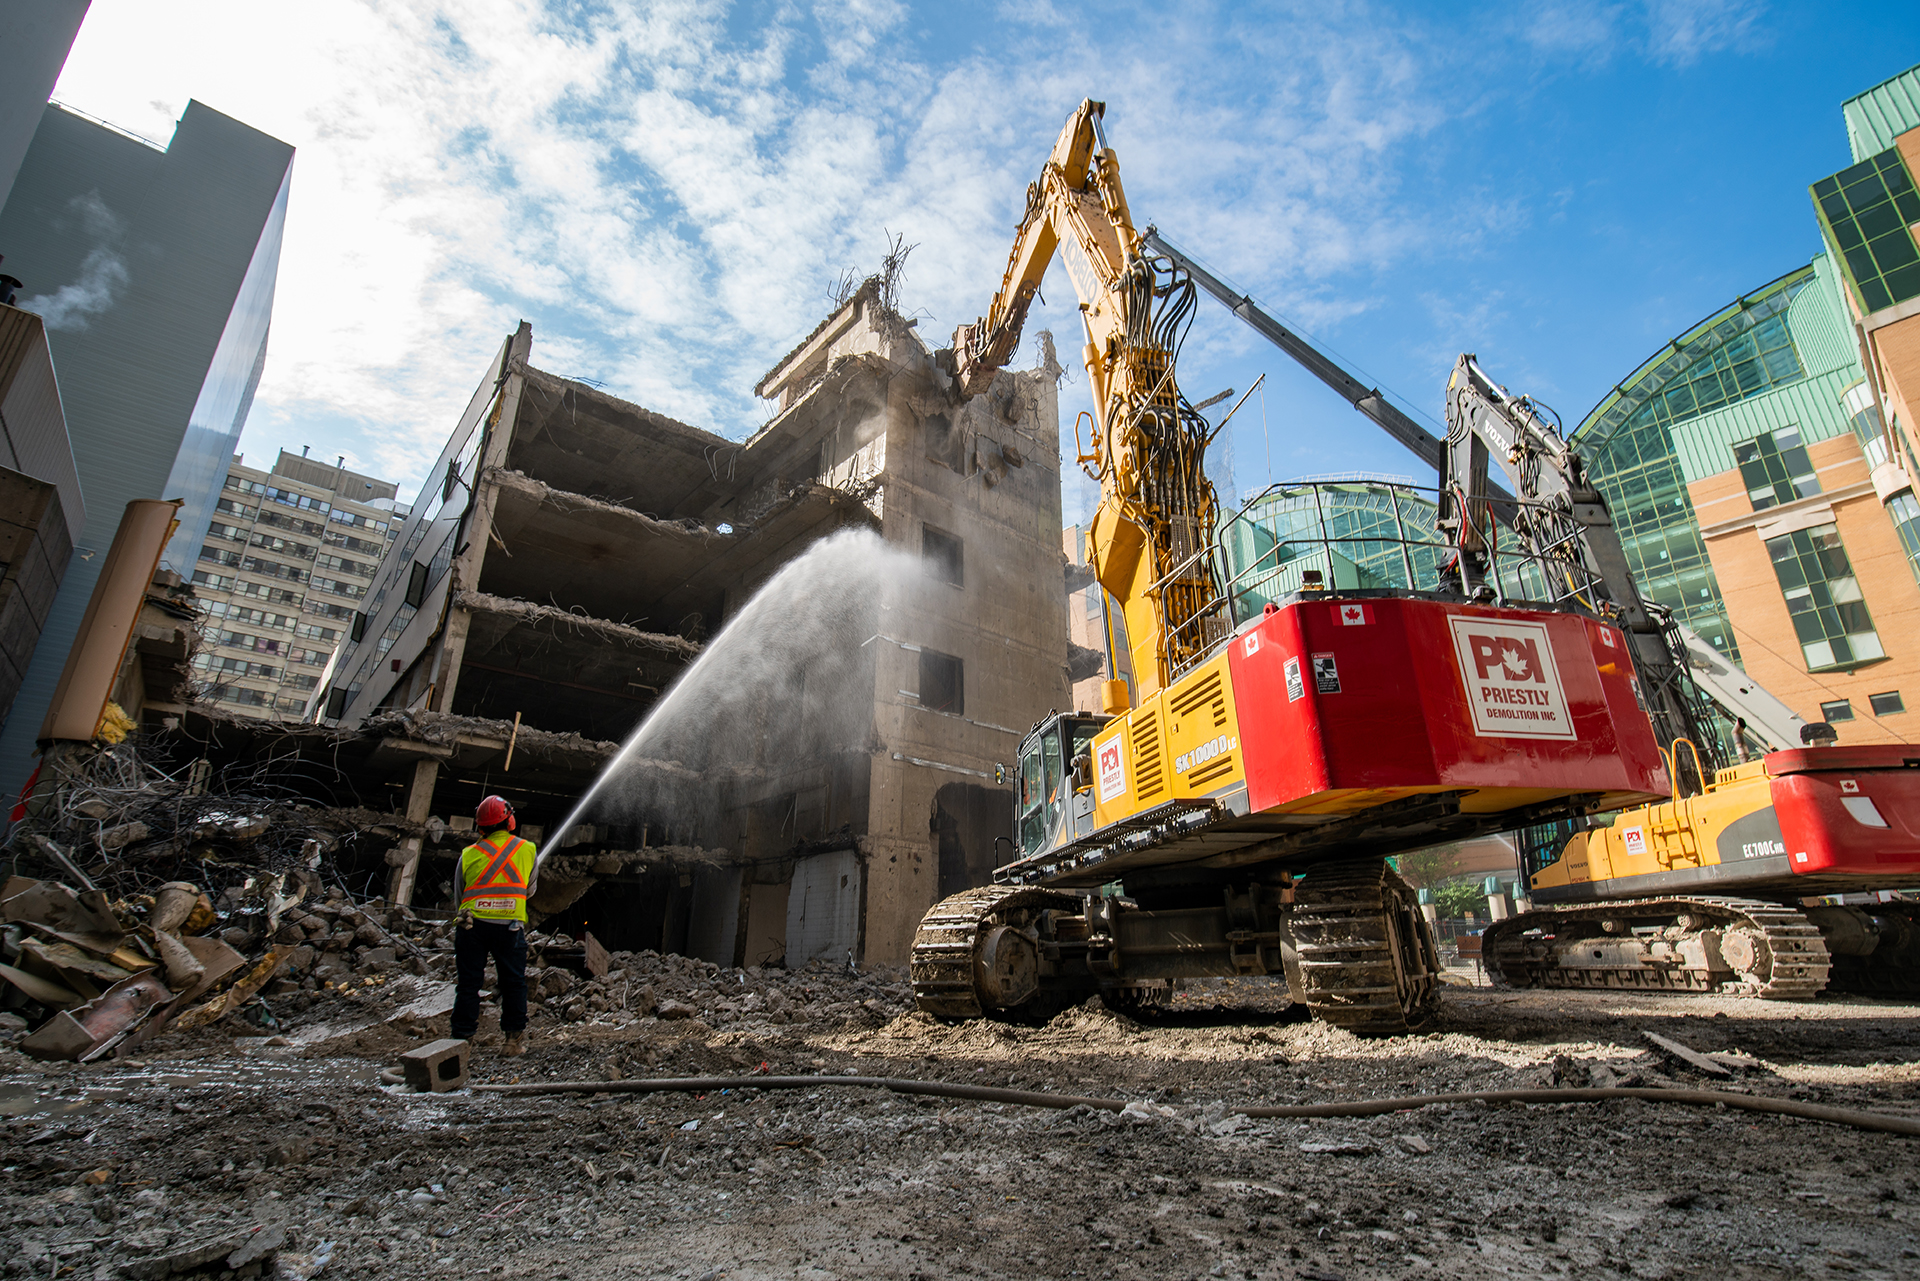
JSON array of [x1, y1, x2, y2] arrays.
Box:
[[3, 737, 416, 904]]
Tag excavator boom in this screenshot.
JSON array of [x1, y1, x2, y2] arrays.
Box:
[[948, 100, 1220, 705]]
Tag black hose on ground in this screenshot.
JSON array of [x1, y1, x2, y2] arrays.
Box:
[[464, 1073, 1920, 1137]]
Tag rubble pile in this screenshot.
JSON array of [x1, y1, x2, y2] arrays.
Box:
[[6, 740, 417, 905]]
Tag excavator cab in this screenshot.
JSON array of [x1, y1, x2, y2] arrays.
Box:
[[1013, 713, 1109, 862]]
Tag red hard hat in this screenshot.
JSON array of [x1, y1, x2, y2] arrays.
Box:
[[476, 795, 515, 832]]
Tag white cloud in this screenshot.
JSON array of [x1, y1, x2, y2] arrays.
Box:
[[1643, 0, 1768, 67], [47, 0, 1761, 504]]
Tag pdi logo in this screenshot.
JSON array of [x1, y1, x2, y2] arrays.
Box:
[[1447, 616, 1576, 741]]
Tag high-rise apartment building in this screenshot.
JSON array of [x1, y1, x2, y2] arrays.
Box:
[[0, 98, 291, 780], [190, 451, 402, 719]]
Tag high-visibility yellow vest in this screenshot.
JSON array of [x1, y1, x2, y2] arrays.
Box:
[[459, 831, 537, 922]]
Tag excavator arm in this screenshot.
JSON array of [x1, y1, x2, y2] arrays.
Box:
[[952, 100, 1223, 706]]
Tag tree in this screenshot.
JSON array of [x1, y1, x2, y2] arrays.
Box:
[[1434, 877, 1484, 920], [1393, 841, 1462, 891]]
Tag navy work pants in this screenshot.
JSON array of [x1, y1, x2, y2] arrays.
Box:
[[452, 919, 528, 1038]]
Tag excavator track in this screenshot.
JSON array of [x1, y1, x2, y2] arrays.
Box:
[[1290, 858, 1439, 1035], [1824, 903, 1920, 996], [1483, 896, 1831, 1000], [910, 885, 1083, 1018]]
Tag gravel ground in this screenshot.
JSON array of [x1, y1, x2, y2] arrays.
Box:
[[4, 956, 1919, 1281]]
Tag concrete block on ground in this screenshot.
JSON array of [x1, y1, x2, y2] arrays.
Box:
[[400, 1037, 469, 1091]]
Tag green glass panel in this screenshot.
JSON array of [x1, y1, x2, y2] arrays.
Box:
[[1814, 176, 1841, 198], [1886, 263, 1920, 305], [1845, 244, 1879, 280], [1897, 190, 1920, 223], [1839, 158, 1878, 186], [1881, 155, 1914, 188], [1846, 176, 1889, 211], [1863, 277, 1895, 311], [1858, 202, 1904, 239], [1832, 216, 1865, 248]]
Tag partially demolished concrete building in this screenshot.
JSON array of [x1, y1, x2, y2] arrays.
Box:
[[313, 282, 1073, 966]]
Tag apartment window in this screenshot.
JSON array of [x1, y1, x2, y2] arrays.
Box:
[[192, 571, 236, 591], [311, 576, 366, 599], [1734, 427, 1819, 511], [242, 557, 306, 583], [236, 581, 302, 606], [266, 486, 330, 515], [919, 649, 964, 715], [324, 530, 386, 556], [923, 525, 964, 587], [1821, 699, 1855, 722], [316, 553, 372, 576], [295, 623, 339, 644], [1870, 691, 1906, 716], [251, 532, 316, 559], [1765, 523, 1882, 672], [258, 510, 326, 537], [329, 509, 389, 533], [224, 476, 266, 496], [200, 546, 242, 568], [206, 521, 248, 543], [1886, 490, 1920, 589], [214, 497, 257, 520], [219, 688, 272, 708]]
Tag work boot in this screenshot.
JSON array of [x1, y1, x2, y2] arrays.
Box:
[[503, 1031, 526, 1057]]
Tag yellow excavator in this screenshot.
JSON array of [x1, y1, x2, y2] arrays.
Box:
[[1139, 234, 1920, 1002], [909, 101, 1669, 1033]]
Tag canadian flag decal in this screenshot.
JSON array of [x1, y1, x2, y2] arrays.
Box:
[[1335, 602, 1370, 626]]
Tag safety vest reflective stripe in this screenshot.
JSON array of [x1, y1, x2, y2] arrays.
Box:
[[462, 835, 531, 903]]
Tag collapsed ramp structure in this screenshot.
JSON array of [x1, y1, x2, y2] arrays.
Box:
[[909, 100, 1667, 1034]]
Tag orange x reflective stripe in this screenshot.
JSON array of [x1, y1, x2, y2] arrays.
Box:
[[463, 833, 530, 902]]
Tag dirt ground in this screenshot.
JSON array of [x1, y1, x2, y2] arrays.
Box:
[[5, 958, 1919, 1281]]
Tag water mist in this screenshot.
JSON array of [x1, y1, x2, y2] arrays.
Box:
[[542, 527, 927, 867]]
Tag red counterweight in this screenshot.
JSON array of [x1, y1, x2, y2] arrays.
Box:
[[1766, 744, 1920, 883], [1226, 596, 1669, 820]]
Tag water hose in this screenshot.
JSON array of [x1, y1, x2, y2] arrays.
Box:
[[463, 1073, 1920, 1137]]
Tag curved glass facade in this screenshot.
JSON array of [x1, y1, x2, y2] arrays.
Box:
[[1571, 267, 1822, 661]]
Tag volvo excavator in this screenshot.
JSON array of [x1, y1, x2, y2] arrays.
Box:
[[1142, 231, 1920, 1000], [907, 100, 1670, 1034]]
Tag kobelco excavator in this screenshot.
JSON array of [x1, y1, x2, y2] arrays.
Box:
[[908, 101, 1670, 1033]]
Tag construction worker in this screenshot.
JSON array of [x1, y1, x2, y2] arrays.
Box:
[[451, 795, 537, 1055]]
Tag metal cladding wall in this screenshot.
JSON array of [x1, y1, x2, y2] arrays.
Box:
[[0, 101, 290, 769], [0, 0, 89, 209], [1226, 597, 1669, 816]]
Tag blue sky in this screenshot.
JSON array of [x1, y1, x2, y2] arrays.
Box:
[[48, 1, 1920, 525]]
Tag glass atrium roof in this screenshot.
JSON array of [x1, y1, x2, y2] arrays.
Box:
[[1574, 265, 1815, 451]]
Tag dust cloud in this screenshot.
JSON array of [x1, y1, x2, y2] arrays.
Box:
[[546, 526, 924, 861]]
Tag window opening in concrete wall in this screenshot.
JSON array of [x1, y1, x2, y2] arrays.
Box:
[[1764, 522, 1882, 671], [1870, 691, 1905, 716], [1735, 427, 1820, 511], [924, 411, 969, 474], [919, 648, 963, 714], [923, 524, 964, 587], [1821, 698, 1855, 722]]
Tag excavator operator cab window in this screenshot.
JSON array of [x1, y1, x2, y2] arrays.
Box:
[[1017, 731, 1050, 858], [1017, 716, 1111, 859]]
